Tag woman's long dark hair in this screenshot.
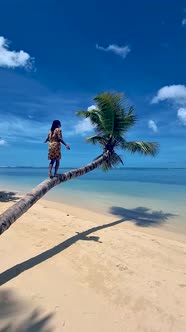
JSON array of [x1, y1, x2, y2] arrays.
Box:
[[51, 120, 61, 135]]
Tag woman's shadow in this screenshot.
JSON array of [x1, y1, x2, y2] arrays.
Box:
[[0, 206, 176, 287]]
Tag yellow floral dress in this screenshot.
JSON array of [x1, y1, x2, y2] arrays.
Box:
[[48, 128, 62, 160]]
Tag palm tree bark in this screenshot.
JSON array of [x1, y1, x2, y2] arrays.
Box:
[[0, 152, 109, 236]]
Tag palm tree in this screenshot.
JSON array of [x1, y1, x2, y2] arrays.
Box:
[[0, 92, 158, 235]]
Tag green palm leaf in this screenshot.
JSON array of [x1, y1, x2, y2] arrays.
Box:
[[94, 92, 132, 137], [95, 152, 123, 171], [86, 135, 107, 146], [123, 141, 159, 156]]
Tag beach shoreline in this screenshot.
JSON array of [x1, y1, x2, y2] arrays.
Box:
[[0, 189, 186, 331], [1, 166, 186, 240], [1, 184, 186, 242]]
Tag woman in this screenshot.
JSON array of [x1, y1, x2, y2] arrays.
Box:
[[44, 120, 70, 177]]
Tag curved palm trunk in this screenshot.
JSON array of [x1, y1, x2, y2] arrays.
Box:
[[0, 152, 109, 236]]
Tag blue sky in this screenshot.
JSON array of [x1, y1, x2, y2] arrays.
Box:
[[0, 0, 186, 167]]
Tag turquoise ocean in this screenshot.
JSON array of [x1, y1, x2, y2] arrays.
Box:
[[0, 167, 186, 235]]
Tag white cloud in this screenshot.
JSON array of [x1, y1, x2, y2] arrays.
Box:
[[151, 85, 186, 126], [0, 138, 7, 146], [0, 36, 33, 69], [148, 120, 158, 133], [182, 18, 186, 26], [151, 85, 186, 104], [75, 118, 93, 135], [177, 108, 186, 125], [96, 43, 131, 59], [88, 105, 97, 111], [0, 117, 49, 143], [74, 105, 97, 135]]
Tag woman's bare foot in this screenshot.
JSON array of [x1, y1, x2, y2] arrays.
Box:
[[48, 171, 52, 177]]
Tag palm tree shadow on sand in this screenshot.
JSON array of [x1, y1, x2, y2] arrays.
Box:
[[0, 206, 176, 287], [0, 289, 53, 332], [110, 206, 177, 227], [0, 191, 20, 203]]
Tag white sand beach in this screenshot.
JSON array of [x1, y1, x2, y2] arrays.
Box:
[[0, 193, 186, 331]]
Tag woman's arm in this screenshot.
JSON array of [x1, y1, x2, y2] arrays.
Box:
[[60, 139, 70, 150], [58, 129, 70, 149], [44, 134, 49, 143]]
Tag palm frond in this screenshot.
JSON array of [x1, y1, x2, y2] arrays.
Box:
[[94, 92, 124, 111], [123, 141, 159, 156], [86, 135, 107, 146], [95, 151, 123, 171], [111, 136, 126, 148], [122, 107, 137, 130], [76, 110, 90, 118], [94, 92, 127, 136], [76, 94, 137, 138]]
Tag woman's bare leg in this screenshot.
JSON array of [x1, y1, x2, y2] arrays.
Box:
[[48, 159, 55, 177], [54, 160, 60, 176]]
